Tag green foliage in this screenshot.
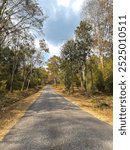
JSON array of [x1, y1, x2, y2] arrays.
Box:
[[105, 71, 113, 93], [57, 17, 112, 95], [0, 0, 46, 47], [75, 21, 93, 92], [60, 39, 78, 92], [77, 0, 113, 95], [47, 56, 61, 85], [74, 75, 81, 89], [0, 0, 48, 95], [104, 58, 113, 93], [64, 71, 72, 92], [95, 71, 105, 92]]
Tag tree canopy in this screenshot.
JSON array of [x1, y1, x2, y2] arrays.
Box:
[[0, 0, 49, 95], [47, 0, 113, 95]]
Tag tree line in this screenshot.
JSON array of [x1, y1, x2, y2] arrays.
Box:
[[0, 0, 113, 97], [0, 0, 48, 95], [47, 0, 113, 95]]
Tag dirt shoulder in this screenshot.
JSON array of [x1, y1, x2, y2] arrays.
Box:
[[53, 86, 113, 126], [0, 89, 43, 141]]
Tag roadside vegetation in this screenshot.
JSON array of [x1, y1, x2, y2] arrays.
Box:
[[0, 0, 48, 111], [0, 0, 113, 136], [47, 0, 113, 124], [0, 1, 49, 140], [0, 90, 43, 141], [47, 0, 113, 95]]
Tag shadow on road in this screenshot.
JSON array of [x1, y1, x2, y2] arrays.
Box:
[[0, 87, 113, 150]]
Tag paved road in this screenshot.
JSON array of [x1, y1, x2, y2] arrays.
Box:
[[0, 86, 112, 150]]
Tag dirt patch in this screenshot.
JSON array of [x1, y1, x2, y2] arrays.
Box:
[[53, 86, 113, 126], [0, 90, 43, 141]]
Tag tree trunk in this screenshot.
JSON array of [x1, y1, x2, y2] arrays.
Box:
[[26, 67, 32, 90], [90, 67, 94, 94], [21, 74, 26, 91], [9, 63, 16, 92], [84, 62, 88, 94], [100, 54, 104, 75], [80, 71, 84, 90], [26, 79, 30, 91], [54, 78, 57, 86]]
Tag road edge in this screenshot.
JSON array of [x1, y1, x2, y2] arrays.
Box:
[[0, 89, 43, 141], [53, 88, 112, 126]]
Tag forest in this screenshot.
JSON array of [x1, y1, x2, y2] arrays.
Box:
[[0, 0, 113, 110], [0, 0, 49, 108], [47, 0, 113, 95]]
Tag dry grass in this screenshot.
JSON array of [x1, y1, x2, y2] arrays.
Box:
[[0, 89, 43, 141], [54, 85, 113, 126], [0, 89, 39, 109]]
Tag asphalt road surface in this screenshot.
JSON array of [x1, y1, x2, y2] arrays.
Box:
[[0, 86, 113, 150]]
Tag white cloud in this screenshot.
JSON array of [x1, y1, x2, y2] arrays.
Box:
[[56, 0, 71, 8], [47, 41, 62, 56], [72, 0, 84, 13], [36, 0, 84, 60], [56, 0, 84, 13]]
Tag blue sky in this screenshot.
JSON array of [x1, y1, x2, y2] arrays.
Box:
[[35, 0, 84, 60]]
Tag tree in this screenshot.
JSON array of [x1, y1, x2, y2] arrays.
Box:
[[0, 0, 46, 47], [81, 0, 113, 71], [39, 39, 49, 53], [75, 21, 93, 93], [0, 0, 48, 93], [47, 56, 61, 86], [81, 0, 113, 94], [61, 39, 79, 93]]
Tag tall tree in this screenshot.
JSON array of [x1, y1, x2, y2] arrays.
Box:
[[61, 39, 79, 93], [75, 21, 93, 93], [0, 0, 48, 93], [47, 56, 61, 86], [81, 0, 113, 71], [0, 0, 46, 47]]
